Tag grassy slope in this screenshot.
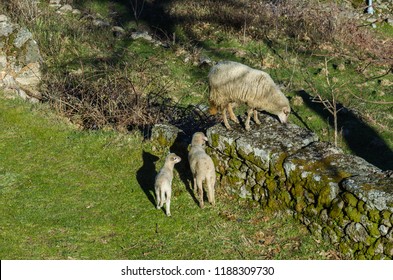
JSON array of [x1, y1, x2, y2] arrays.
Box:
[[0, 93, 340, 259]]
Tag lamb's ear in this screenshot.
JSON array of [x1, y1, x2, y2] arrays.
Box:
[[283, 106, 290, 116]]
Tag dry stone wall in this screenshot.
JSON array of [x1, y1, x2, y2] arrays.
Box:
[[204, 115, 393, 259], [0, 14, 42, 102]]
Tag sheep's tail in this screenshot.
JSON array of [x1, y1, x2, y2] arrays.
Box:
[[208, 99, 218, 115]]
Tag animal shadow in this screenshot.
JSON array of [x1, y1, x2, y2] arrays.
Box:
[[136, 151, 160, 207], [169, 132, 200, 206]]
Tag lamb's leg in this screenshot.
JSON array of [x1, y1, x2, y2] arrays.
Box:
[[165, 189, 171, 217], [245, 108, 253, 131], [227, 103, 239, 123], [206, 177, 215, 206], [155, 188, 161, 209], [159, 190, 165, 209], [196, 177, 204, 208], [253, 110, 261, 125], [193, 177, 197, 192], [222, 107, 232, 130]]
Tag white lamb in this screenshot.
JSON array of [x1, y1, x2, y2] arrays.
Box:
[[208, 61, 291, 131], [188, 132, 216, 208], [155, 153, 181, 216]]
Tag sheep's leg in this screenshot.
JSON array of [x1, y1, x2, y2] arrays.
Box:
[[222, 107, 232, 130], [196, 178, 204, 208], [165, 189, 171, 217], [245, 108, 254, 131], [253, 110, 261, 125], [193, 177, 197, 193], [206, 177, 215, 206], [155, 188, 161, 209], [227, 103, 239, 123]]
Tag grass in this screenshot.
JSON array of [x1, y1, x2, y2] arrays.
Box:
[[0, 93, 341, 259], [1, 0, 391, 260]]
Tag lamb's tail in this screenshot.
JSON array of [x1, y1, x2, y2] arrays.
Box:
[[208, 100, 218, 115]]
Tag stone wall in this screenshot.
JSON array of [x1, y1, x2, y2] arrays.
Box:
[[0, 14, 42, 102], [204, 115, 393, 259]]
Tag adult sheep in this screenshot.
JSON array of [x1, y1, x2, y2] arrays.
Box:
[[208, 61, 291, 131]]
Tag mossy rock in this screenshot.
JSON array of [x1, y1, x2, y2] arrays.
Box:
[[317, 183, 339, 208], [342, 172, 393, 213], [344, 206, 363, 223], [277, 190, 292, 206], [368, 209, 381, 223], [365, 221, 381, 238], [339, 240, 354, 258], [383, 242, 393, 257], [342, 192, 359, 207]]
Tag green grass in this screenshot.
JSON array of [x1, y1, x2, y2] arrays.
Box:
[[1, 0, 390, 260], [0, 93, 340, 260]]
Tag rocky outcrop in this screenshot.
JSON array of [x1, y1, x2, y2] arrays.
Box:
[[0, 15, 42, 102]]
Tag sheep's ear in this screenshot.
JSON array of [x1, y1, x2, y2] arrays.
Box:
[[283, 106, 290, 116]]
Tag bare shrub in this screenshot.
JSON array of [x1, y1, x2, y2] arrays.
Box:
[[41, 65, 214, 135]]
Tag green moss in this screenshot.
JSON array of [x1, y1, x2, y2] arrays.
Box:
[[229, 158, 242, 169], [255, 171, 266, 183], [366, 245, 375, 257], [305, 205, 319, 218], [356, 253, 367, 260], [357, 200, 365, 213], [342, 192, 358, 207], [278, 191, 292, 206], [210, 133, 219, 148], [295, 198, 307, 213], [238, 149, 264, 167], [291, 184, 304, 198], [383, 242, 393, 257], [344, 206, 362, 223], [227, 175, 244, 185], [368, 209, 381, 223], [317, 185, 335, 207], [339, 241, 353, 256], [366, 221, 380, 238], [267, 198, 279, 210], [265, 177, 277, 193], [382, 210, 392, 221], [329, 203, 344, 219]]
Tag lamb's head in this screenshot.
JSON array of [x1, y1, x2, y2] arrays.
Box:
[[167, 153, 181, 164], [191, 132, 208, 147], [277, 105, 291, 124]]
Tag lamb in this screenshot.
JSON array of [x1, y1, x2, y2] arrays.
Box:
[[208, 61, 291, 131], [188, 132, 216, 208], [155, 153, 181, 217]]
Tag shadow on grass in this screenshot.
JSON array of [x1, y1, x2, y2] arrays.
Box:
[[136, 151, 159, 207], [298, 90, 393, 171], [169, 132, 200, 207]]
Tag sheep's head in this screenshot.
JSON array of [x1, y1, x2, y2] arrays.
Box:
[[191, 132, 208, 147], [167, 153, 181, 164], [277, 106, 291, 123]]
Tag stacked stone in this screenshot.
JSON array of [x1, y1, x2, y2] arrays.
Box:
[[204, 115, 393, 259], [0, 15, 42, 102]]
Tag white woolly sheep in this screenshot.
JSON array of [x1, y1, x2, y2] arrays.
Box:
[[188, 132, 216, 208], [208, 61, 291, 131], [155, 153, 181, 216]]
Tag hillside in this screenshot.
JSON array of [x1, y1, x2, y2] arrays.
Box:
[[0, 0, 392, 259], [2, 0, 391, 168], [0, 94, 342, 259]]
